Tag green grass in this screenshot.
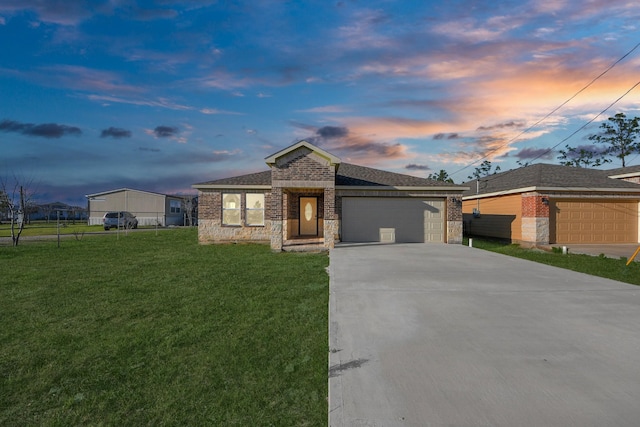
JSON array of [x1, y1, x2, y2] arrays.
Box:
[[466, 237, 640, 286], [0, 229, 329, 426], [0, 222, 105, 237]]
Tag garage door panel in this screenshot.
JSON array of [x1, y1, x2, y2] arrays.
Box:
[[342, 197, 445, 243], [552, 200, 638, 244]]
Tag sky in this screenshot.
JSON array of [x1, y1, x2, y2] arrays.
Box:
[[1, 0, 640, 206]]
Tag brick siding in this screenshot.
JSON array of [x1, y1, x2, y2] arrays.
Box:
[[522, 193, 549, 218]]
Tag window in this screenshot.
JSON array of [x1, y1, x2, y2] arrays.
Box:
[[222, 193, 241, 225], [170, 200, 181, 214], [245, 193, 265, 226]]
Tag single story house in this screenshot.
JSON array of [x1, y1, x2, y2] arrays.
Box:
[[462, 163, 640, 245], [193, 140, 468, 251], [607, 165, 640, 184], [32, 202, 87, 222], [86, 188, 190, 227]]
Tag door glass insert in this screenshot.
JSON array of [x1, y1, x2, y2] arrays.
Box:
[[304, 202, 313, 221]]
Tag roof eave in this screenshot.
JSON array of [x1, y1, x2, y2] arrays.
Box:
[[608, 172, 640, 179], [86, 188, 168, 199], [192, 184, 272, 190], [336, 185, 468, 191], [463, 185, 640, 200]]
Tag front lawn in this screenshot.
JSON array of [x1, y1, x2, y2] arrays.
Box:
[[0, 228, 329, 425], [0, 222, 105, 238], [466, 237, 640, 286]]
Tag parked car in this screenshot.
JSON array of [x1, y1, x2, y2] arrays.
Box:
[[103, 211, 138, 230]]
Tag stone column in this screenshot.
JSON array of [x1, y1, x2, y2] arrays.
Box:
[[446, 195, 463, 244], [270, 187, 283, 251], [323, 187, 337, 249]]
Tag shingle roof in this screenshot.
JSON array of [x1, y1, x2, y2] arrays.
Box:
[[194, 170, 272, 186], [337, 163, 461, 187], [607, 165, 640, 177], [194, 163, 466, 188], [462, 163, 640, 197]]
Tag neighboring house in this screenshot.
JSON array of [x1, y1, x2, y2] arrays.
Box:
[[462, 164, 640, 245], [86, 188, 189, 227], [32, 202, 87, 221], [607, 165, 640, 184], [193, 140, 467, 251]]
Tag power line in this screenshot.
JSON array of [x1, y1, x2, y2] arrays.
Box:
[[449, 41, 640, 179], [467, 78, 640, 194], [524, 80, 640, 163]]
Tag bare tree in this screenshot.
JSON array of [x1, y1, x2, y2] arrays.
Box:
[[0, 175, 36, 246], [181, 196, 197, 226]]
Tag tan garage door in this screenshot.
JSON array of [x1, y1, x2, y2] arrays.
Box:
[[552, 200, 638, 244], [342, 197, 445, 243]]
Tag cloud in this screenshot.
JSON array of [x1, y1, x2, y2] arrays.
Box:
[[199, 107, 243, 115], [0, 0, 105, 25], [153, 125, 179, 138], [433, 133, 460, 140], [132, 8, 179, 21], [29, 65, 143, 94], [296, 123, 409, 163], [317, 126, 348, 139], [513, 147, 554, 160], [405, 164, 430, 171], [477, 121, 526, 131], [101, 127, 132, 139], [297, 105, 351, 113], [0, 119, 81, 138], [198, 71, 258, 91]]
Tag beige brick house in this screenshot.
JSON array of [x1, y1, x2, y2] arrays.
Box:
[[193, 140, 467, 251]]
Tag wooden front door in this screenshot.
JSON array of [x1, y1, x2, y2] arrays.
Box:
[[300, 197, 318, 236]]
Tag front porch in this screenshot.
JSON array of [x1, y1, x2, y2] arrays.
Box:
[[279, 189, 335, 252], [282, 236, 326, 252]]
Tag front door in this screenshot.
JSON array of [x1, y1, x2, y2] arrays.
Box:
[[300, 197, 318, 236]]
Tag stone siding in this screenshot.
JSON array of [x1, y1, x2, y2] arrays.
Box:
[[198, 219, 271, 244], [521, 217, 550, 245], [447, 220, 463, 244]]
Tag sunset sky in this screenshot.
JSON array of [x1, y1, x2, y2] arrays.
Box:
[[1, 0, 640, 206]]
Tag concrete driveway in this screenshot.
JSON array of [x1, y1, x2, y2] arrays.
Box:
[[329, 243, 640, 427]]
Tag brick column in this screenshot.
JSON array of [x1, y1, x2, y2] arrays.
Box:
[[521, 193, 550, 245]]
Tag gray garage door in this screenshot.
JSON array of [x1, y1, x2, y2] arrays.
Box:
[[342, 197, 445, 243]]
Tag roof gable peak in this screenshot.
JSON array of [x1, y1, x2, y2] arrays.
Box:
[[264, 140, 341, 167]]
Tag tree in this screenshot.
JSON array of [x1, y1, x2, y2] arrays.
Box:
[[588, 112, 640, 167], [557, 144, 611, 168], [467, 160, 501, 180], [0, 176, 36, 246], [181, 196, 197, 226], [427, 169, 454, 183]]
